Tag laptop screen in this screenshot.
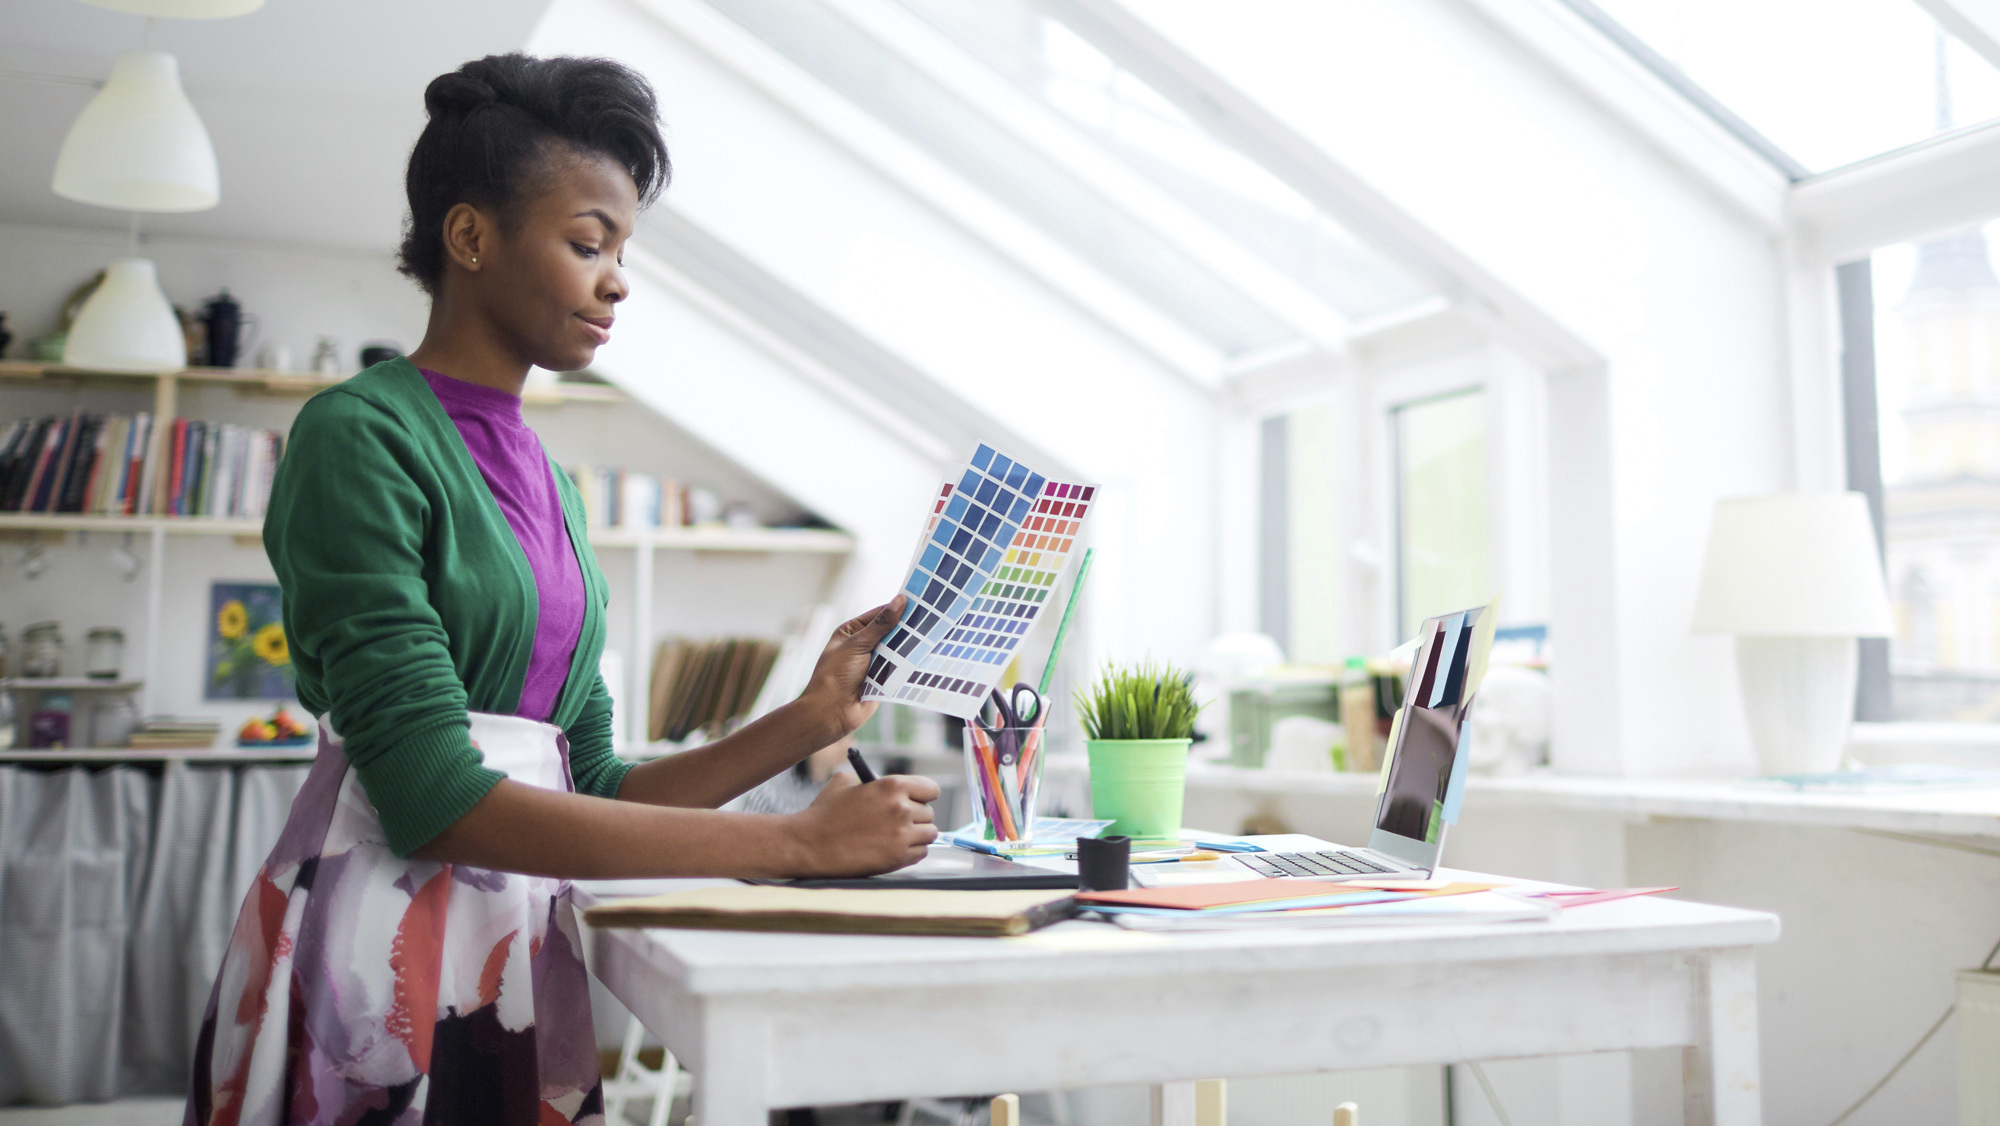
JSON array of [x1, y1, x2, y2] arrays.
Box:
[[1373, 608, 1478, 848]]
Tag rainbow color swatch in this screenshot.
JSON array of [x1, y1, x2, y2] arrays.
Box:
[[862, 444, 1096, 718]]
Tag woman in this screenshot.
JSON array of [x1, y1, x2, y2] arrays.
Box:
[[187, 54, 937, 1125]]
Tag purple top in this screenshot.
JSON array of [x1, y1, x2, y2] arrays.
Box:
[[421, 368, 585, 722]]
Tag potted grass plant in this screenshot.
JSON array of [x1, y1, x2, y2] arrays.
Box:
[[1076, 660, 1203, 843]]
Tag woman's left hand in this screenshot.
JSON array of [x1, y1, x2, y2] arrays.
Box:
[[801, 594, 907, 738]]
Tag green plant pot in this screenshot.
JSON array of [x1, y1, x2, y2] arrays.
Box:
[[1086, 738, 1190, 844]]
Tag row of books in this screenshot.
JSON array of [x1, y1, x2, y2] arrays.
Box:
[[0, 412, 286, 520], [647, 636, 782, 743], [128, 716, 223, 750], [566, 466, 696, 530]]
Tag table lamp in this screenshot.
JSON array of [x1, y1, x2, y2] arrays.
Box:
[[1691, 493, 1893, 776]]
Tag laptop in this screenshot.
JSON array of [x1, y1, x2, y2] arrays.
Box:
[[1229, 602, 1493, 882]]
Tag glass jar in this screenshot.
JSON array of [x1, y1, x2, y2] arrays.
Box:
[[86, 693, 138, 748], [84, 628, 124, 680], [21, 622, 62, 679]]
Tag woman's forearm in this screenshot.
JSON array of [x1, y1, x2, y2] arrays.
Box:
[[411, 768, 942, 879], [613, 696, 841, 809], [412, 779, 807, 878]]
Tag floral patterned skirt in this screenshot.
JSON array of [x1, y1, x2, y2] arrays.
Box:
[[185, 713, 603, 1126]]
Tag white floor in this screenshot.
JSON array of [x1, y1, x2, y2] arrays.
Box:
[[0, 1099, 184, 1124]]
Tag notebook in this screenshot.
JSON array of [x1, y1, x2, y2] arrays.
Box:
[[583, 885, 1077, 937]]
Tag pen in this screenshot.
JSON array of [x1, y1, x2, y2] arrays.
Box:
[[948, 835, 1001, 856], [1192, 840, 1264, 853], [846, 746, 877, 783]]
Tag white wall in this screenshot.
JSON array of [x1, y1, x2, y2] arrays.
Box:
[[531, 0, 1223, 670], [1121, 0, 1792, 776]]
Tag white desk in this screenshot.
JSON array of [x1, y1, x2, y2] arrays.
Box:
[[576, 872, 1780, 1126]]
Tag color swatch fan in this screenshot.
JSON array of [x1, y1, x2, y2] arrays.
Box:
[[862, 444, 1096, 718]]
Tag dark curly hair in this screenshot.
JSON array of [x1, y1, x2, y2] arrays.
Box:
[[397, 53, 671, 295]]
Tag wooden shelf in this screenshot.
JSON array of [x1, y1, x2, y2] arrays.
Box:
[[2, 678, 142, 692], [0, 513, 262, 535], [588, 525, 855, 555], [0, 360, 625, 405], [0, 747, 316, 764], [0, 512, 854, 554]]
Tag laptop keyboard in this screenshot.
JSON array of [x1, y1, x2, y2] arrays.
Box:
[[1240, 850, 1402, 879]]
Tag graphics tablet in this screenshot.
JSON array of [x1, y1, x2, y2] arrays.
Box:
[[749, 844, 1077, 890]]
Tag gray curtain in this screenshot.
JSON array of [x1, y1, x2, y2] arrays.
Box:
[[0, 762, 309, 1105]]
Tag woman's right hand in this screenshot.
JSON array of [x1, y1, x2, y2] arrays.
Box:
[[787, 770, 940, 876]]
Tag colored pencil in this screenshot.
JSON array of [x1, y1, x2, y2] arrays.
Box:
[[1035, 547, 1094, 705], [971, 726, 1014, 840], [981, 731, 1019, 840]]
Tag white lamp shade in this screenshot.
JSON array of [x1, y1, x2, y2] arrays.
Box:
[[52, 52, 219, 213], [76, 0, 264, 15], [63, 258, 188, 373], [1692, 492, 1894, 637]]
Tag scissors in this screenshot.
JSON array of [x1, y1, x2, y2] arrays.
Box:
[[985, 682, 1043, 730], [980, 682, 1047, 795]]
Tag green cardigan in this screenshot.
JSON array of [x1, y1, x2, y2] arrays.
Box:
[[265, 358, 629, 856]]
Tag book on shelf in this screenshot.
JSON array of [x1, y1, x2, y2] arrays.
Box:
[[0, 411, 283, 520], [646, 636, 783, 743], [562, 464, 686, 530]]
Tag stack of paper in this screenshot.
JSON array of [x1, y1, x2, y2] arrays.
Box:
[[1075, 879, 1554, 931]]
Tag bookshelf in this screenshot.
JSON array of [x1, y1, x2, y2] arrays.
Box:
[[4, 360, 854, 749], [0, 511, 853, 553], [0, 360, 627, 409]]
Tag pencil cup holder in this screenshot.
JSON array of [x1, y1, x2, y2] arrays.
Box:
[[964, 725, 1046, 850]]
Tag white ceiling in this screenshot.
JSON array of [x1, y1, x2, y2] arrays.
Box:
[[0, 0, 553, 250]]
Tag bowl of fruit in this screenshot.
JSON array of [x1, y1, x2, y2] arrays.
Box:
[[238, 706, 314, 748]]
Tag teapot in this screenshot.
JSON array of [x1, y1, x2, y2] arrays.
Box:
[[197, 290, 258, 368]]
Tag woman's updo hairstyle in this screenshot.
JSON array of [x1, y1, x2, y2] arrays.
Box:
[[398, 53, 670, 295]]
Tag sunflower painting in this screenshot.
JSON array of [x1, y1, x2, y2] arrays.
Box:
[[207, 582, 294, 700]]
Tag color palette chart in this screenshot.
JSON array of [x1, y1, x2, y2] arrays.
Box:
[[862, 444, 1096, 719]]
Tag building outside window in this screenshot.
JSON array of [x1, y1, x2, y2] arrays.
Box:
[[1875, 225, 2000, 720]]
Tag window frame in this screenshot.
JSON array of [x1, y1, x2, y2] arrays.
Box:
[[1379, 374, 1492, 644]]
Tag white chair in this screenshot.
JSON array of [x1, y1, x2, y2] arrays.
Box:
[[602, 1014, 693, 1126]]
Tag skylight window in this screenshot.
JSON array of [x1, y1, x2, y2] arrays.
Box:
[[703, 0, 1299, 358], [893, 0, 1436, 320], [1573, 0, 2000, 175]]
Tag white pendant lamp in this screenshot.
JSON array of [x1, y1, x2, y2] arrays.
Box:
[[1692, 493, 1894, 776], [76, 0, 264, 17], [64, 259, 187, 372], [52, 51, 218, 212], [54, 42, 220, 373]]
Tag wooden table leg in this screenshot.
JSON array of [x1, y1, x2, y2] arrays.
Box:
[[1683, 946, 1762, 1125], [1151, 1079, 1226, 1126]]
